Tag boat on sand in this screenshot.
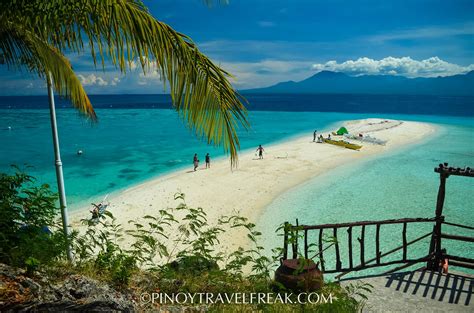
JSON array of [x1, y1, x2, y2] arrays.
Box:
[[323, 139, 362, 150]]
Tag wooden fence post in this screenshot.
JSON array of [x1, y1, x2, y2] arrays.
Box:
[[283, 222, 289, 261], [319, 228, 325, 272], [347, 226, 353, 269], [429, 164, 448, 270]]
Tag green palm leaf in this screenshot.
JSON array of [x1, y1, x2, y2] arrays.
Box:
[[0, 0, 249, 165], [0, 21, 96, 120]]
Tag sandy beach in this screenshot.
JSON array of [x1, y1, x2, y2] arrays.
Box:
[[71, 118, 436, 251]]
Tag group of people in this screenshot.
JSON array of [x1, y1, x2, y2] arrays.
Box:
[[313, 130, 331, 143], [192, 129, 342, 171], [193, 153, 211, 171], [192, 144, 266, 171]]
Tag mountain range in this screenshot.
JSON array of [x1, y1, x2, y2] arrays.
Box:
[[242, 70, 474, 96]]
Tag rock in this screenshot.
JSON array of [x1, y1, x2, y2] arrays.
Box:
[[0, 263, 135, 312]]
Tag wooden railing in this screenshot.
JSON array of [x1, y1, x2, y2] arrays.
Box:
[[426, 163, 474, 271], [281, 163, 474, 278], [282, 217, 436, 278], [436, 221, 474, 270]]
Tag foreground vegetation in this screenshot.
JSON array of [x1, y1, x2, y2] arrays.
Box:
[[0, 169, 371, 312]]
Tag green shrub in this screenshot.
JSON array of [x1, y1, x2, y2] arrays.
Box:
[[24, 256, 40, 276], [167, 255, 219, 274], [0, 170, 370, 311], [0, 168, 66, 268]]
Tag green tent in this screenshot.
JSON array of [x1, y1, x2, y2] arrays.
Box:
[[336, 127, 348, 135]]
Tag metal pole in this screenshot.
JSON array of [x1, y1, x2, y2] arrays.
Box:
[[47, 72, 73, 262]]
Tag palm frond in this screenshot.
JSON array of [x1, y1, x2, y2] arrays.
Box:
[[0, 0, 248, 164], [0, 21, 96, 120]]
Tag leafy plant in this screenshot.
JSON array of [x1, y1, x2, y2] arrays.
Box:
[[0, 171, 369, 311], [24, 257, 40, 276], [279, 221, 338, 275], [0, 167, 66, 267], [73, 210, 139, 287]]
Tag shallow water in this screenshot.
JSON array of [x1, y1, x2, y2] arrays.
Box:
[[257, 116, 474, 277], [1, 97, 473, 277], [1, 108, 369, 208]]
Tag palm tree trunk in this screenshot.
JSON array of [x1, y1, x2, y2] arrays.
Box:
[[47, 72, 73, 262]]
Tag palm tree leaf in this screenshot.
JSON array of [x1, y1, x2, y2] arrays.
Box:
[[0, 21, 96, 120], [0, 0, 249, 164]]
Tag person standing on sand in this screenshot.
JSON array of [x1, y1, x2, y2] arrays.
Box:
[[205, 153, 210, 168], [256, 145, 265, 159], [193, 153, 199, 171], [313, 130, 317, 142]]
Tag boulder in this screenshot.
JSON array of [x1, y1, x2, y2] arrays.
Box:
[[0, 263, 135, 312]]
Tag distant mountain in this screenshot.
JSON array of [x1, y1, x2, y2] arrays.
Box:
[[243, 71, 474, 96]]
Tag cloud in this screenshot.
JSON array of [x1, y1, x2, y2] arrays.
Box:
[[110, 77, 120, 86], [129, 58, 152, 71], [78, 74, 110, 86], [199, 40, 334, 63], [59, 58, 166, 94], [219, 60, 314, 89], [77, 73, 122, 87], [368, 23, 474, 43], [311, 57, 474, 78], [257, 21, 276, 28], [137, 66, 162, 86], [2, 52, 472, 95], [124, 58, 163, 86]]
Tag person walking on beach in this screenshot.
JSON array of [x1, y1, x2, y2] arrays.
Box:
[[205, 153, 211, 169], [193, 153, 199, 171], [256, 145, 265, 159], [313, 130, 317, 142]]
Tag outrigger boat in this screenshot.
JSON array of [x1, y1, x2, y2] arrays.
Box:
[[323, 138, 362, 150], [343, 133, 386, 145]]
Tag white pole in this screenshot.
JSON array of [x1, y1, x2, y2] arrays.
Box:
[[47, 72, 73, 261]]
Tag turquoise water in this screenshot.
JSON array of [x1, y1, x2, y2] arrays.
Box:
[[1, 105, 473, 277], [1, 108, 368, 208], [257, 115, 474, 277]]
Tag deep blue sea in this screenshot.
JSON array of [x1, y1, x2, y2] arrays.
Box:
[[1, 94, 473, 276]]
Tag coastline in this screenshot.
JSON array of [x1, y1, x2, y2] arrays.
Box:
[[70, 118, 437, 250], [65, 113, 346, 211]]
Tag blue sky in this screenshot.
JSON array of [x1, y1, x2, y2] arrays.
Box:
[[1, 0, 473, 94]]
